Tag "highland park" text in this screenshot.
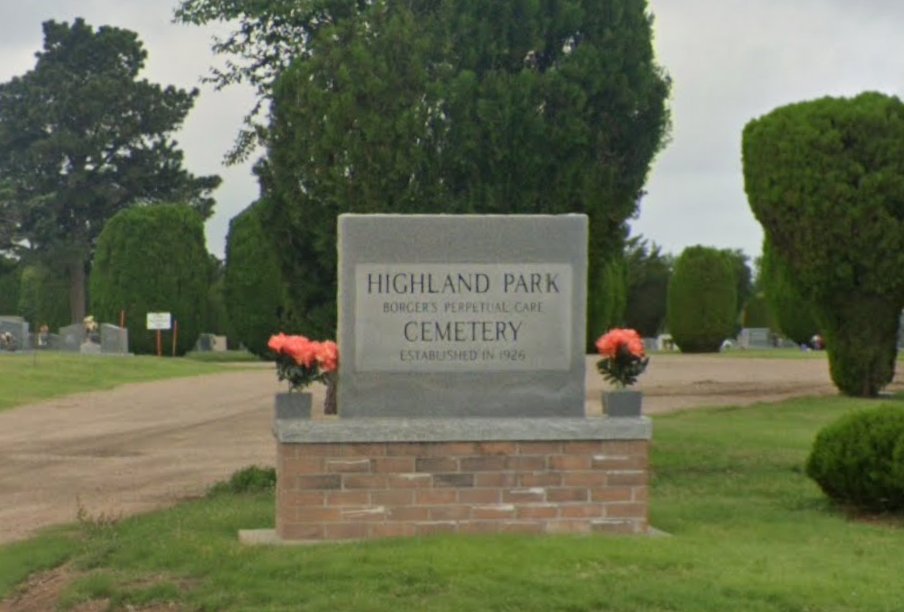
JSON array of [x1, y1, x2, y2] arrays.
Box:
[[366, 271, 560, 295]]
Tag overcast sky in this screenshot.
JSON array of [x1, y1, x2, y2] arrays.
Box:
[[1, 1, 902, 261]]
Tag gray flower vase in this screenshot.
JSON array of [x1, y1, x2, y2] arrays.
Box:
[[275, 391, 312, 420], [602, 389, 642, 417]]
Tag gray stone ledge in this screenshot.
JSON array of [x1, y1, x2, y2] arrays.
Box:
[[274, 417, 652, 444]]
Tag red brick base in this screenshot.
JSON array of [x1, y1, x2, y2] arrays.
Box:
[[276, 439, 649, 540]]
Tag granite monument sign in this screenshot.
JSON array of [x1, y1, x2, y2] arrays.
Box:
[[338, 214, 587, 418]]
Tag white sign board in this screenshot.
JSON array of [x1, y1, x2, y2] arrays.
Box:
[[146, 312, 172, 330]]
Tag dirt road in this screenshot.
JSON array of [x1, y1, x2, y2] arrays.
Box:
[[0, 354, 894, 545]]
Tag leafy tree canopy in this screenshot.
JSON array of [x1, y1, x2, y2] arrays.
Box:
[[255, 0, 670, 338], [0, 18, 221, 322]]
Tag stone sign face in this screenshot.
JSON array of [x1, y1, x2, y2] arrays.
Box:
[[354, 263, 573, 372], [338, 214, 587, 418]]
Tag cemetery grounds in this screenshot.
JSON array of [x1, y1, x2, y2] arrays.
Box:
[[0, 352, 902, 610]]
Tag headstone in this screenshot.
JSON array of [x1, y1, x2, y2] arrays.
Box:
[[212, 335, 228, 351], [59, 323, 86, 352], [194, 333, 215, 352], [100, 323, 129, 354], [0, 317, 29, 351], [739, 327, 771, 350], [80, 341, 101, 355], [338, 214, 587, 418], [656, 334, 675, 351]]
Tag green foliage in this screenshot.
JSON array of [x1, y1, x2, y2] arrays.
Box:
[[205, 275, 229, 336], [223, 200, 295, 356], [806, 406, 904, 512], [743, 92, 904, 396], [0, 257, 20, 314], [17, 262, 70, 331], [759, 238, 818, 344], [90, 205, 210, 355], [587, 257, 627, 349], [742, 293, 773, 329], [667, 246, 738, 353], [201, 255, 230, 336], [720, 248, 753, 332], [207, 465, 276, 497], [624, 236, 672, 337], [0, 18, 220, 322], [254, 0, 670, 338]]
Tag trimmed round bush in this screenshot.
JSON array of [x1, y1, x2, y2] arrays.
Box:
[[90, 204, 209, 355], [806, 406, 904, 512], [667, 246, 738, 353]]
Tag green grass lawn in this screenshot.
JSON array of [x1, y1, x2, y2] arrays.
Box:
[[0, 352, 256, 413], [3, 393, 904, 611]]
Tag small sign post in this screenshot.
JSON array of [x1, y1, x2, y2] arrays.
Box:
[[146, 312, 172, 357]]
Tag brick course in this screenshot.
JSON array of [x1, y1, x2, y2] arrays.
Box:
[[276, 439, 649, 540]]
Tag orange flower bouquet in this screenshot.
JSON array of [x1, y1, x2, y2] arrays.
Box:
[[268, 333, 339, 391], [595, 328, 649, 388]]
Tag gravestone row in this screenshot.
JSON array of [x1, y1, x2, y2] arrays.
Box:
[[0, 317, 128, 354]]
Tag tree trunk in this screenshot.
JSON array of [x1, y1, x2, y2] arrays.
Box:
[[68, 255, 86, 324]]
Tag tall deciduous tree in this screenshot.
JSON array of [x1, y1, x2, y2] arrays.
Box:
[[743, 92, 904, 396], [0, 19, 220, 323], [247, 0, 670, 338]]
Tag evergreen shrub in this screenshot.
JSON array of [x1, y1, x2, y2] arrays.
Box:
[[667, 246, 738, 353], [760, 239, 818, 345], [806, 406, 904, 512], [90, 204, 209, 355], [743, 92, 904, 396]]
